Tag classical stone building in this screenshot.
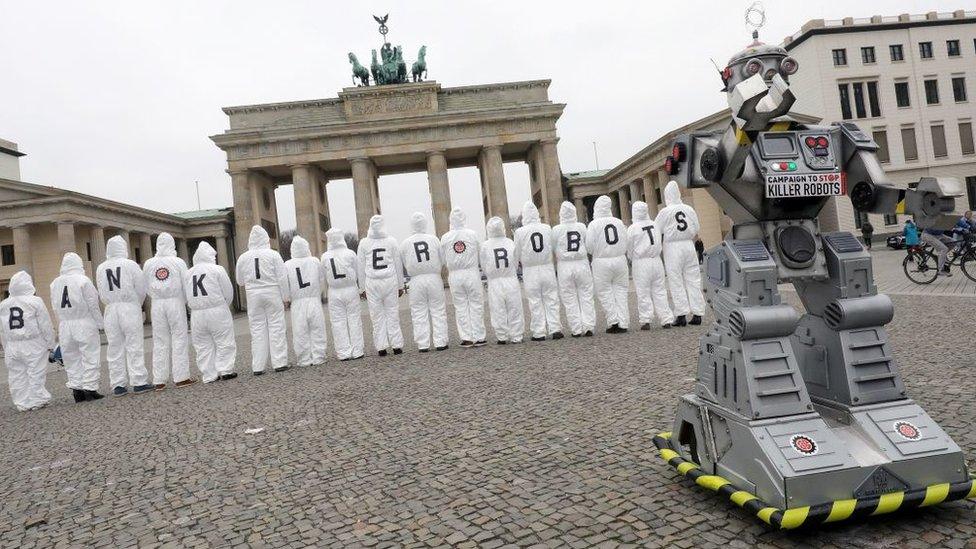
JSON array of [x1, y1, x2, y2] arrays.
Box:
[[0, 142, 234, 308], [211, 81, 566, 256]]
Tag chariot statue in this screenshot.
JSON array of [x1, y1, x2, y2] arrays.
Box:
[[348, 14, 428, 86]]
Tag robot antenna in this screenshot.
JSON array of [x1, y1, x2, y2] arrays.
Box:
[[744, 1, 766, 40]]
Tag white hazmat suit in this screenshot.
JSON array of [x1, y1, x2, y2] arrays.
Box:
[[514, 202, 563, 340], [655, 181, 705, 325], [400, 213, 449, 351], [586, 195, 631, 332], [321, 228, 365, 360], [440, 209, 486, 346], [50, 253, 104, 401], [480, 216, 525, 344], [143, 232, 193, 388], [358, 215, 405, 355], [184, 242, 237, 383], [96, 236, 151, 393], [552, 201, 596, 337], [0, 271, 54, 411], [284, 236, 328, 366], [235, 226, 290, 373], [628, 201, 675, 329]]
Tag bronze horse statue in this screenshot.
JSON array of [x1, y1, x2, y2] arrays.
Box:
[[411, 46, 427, 82], [348, 52, 369, 86]]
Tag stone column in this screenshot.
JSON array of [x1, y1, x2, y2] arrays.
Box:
[[177, 238, 189, 262], [57, 222, 76, 256], [350, 157, 377, 238], [12, 225, 32, 275], [618, 187, 632, 224], [645, 173, 659, 217], [630, 180, 643, 204], [216, 235, 231, 271], [90, 225, 106, 267], [540, 138, 564, 225], [313, 167, 331, 254], [573, 197, 587, 223], [426, 150, 452, 237], [527, 145, 546, 217], [230, 170, 255, 263], [291, 164, 318, 255], [139, 232, 153, 264], [479, 145, 509, 231]]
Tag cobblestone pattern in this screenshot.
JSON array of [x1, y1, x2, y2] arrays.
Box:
[[0, 292, 973, 548]]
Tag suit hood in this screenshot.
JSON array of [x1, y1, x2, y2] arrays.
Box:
[[449, 208, 466, 231], [291, 235, 311, 258], [664, 181, 683, 206], [106, 235, 129, 259], [486, 216, 505, 238], [8, 270, 35, 296], [367, 215, 387, 238], [155, 232, 176, 257], [594, 195, 613, 219], [559, 201, 577, 224], [410, 212, 428, 234], [326, 228, 348, 250], [193, 241, 217, 265], [632, 201, 650, 222], [522, 201, 541, 225], [60, 252, 85, 275], [248, 225, 271, 250]]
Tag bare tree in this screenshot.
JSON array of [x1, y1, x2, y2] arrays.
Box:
[[279, 229, 297, 261], [344, 232, 359, 253]]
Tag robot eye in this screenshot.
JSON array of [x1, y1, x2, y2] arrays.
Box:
[[764, 68, 777, 80], [780, 56, 799, 75], [742, 59, 763, 78]]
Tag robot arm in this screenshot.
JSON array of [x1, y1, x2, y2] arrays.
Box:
[[729, 73, 795, 132]]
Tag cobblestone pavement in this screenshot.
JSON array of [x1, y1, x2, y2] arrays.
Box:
[[870, 247, 976, 297], [0, 290, 974, 548]]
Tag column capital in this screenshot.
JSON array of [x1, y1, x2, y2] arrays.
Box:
[[425, 148, 447, 157], [540, 137, 560, 146], [349, 155, 372, 165], [226, 168, 249, 176], [288, 163, 312, 171], [481, 143, 502, 153]]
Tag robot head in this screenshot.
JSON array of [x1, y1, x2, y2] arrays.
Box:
[[720, 35, 798, 94]]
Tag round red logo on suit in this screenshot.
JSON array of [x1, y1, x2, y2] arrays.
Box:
[[894, 421, 921, 440], [453, 241, 466, 254], [155, 267, 170, 281], [790, 434, 818, 455]]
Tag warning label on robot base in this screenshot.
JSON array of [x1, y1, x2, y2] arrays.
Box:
[[764, 172, 844, 198]]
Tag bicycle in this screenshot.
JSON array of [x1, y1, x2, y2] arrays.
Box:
[[902, 234, 976, 284]]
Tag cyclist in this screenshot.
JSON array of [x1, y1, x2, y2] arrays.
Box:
[[921, 226, 952, 277], [903, 219, 920, 248]]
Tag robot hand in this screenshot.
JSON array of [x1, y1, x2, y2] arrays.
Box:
[[903, 177, 965, 230], [729, 73, 796, 132]]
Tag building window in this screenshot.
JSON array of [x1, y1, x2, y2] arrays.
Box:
[[931, 125, 948, 158], [853, 211, 867, 230], [895, 81, 911, 107], [134, 247, 142, 264], [832, 49, 847, 66], [890, 44, 904, 61], [262, 188, 271, 210], [654, 188, 662, 205], [861, 47, 876, 64], [960, 122, 975, 156], [968, 176, 976, 210], [952, 77, 968, 102], [261, 219, 277, 240], [85, 242, 92, 262], [919, 41, 933, 59], [872, 130, 890, 163], [0, 245, 14, 266], [901, 127, 919, 161], [852, 83, 866, 118], [867, 82, 881, 117], [884, 213, 898, 226], [924, 79, 940, 104], [838, 84, 852, 120], [317, 183, 325, 205], [947, 39, 961, 57], [319, 214, 330, 232]]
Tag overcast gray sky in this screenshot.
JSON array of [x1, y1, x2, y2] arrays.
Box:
[[0, 0, 953, 240]]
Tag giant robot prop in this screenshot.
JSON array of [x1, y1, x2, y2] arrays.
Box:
[[653, 34, 975, 529]]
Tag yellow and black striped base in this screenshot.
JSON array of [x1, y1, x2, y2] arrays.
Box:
[[652, 432, 976, 529]]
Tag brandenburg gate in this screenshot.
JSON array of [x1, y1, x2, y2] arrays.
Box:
[[211, 80, 566, 256]]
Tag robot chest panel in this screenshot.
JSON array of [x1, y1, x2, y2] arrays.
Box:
[[751, 130, 843, 200]]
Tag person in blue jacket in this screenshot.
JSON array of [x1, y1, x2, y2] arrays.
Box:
[[903, 219, 920, 247]]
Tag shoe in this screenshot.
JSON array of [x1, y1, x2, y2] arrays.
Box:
[[497, 340, 508, 345], [511, 339, 523, 344], [419, 348, 430, 353], [154, 384, 166, 392], [584, 330, 593, 337], [85, 390, 104, 400], [551, 332, 564, 340], [662, 323, 672, 329], [393, 348, 403, 355], [273, 366, 291, 373], [571, 333, 581, 338], [641, 323, 651, 331], [531, 336, 546, 342], [112, 386, 128, 397], [175, 378, 198, 388], [473, 340, 487, 347], [460, 340, 474, 348], [219, 373, 238, 381], [132, 384, 154, 394], [72, 389, 87, 403], [435, 346, 448, 351], [378, 349, 388, 357], [690, 315, 703, 325], [674, 315, 687, 327], [619, 327, 629, 333], [605, 324, 619, 334], [253, 371, 265, 376]]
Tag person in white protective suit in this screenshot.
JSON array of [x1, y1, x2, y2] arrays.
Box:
[[235, 225, 291, 374], [284, 236, 328, 366], [552, 201, 596, 337], [586, 195, 631, 333], [50, 253, 105, 402], [184, 242, 237, 383], [321, 228, 365, 361], [399, 213, 449, 352], [514, 202, 563, 341], [96, 235, 153, 395], [655, 181, 705, 326], [440, 208, 486, 347], [628, 201, 676, 330], [143, 232, 196, 390], [480, 216, 525, 344], [0, 271, 54, 411], [358, 215, 405, 356]]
